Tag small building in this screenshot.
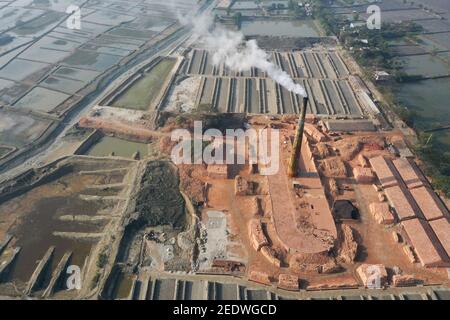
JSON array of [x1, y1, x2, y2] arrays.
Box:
[[350, 22, 366, 29], [374, 70, 391, 82], [356, 264, 388, 288]]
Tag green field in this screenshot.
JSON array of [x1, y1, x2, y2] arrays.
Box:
[[86, 136, 149, 159], [112, 58, 176, 110]]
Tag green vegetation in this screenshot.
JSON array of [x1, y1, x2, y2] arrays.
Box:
[[311, 0, 423, 75], [159, 111, 245, 133], [339, 22, 423, 74], [391, 93, 450, 196], [414, 133, 450, 197], [91, 272, 101, 290], [312, 0, 423, 64], [86, 136, 149, 158], [310, 0, 341, 35], [288, 0, 307, 18], [393, 72, 424, 83], [393, 104, 417, 128], [197, 103, 215, 113], [112, 58, 176, 110], [97, 252, 108, 268], [268, 2, 286, 10], [14, 11, 63, 36], [233, 12, 242, 28]]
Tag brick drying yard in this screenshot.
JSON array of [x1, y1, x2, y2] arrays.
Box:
[[171, 113, 450, 291]]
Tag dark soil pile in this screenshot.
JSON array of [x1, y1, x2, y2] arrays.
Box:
[[135, 161, 186, 228]]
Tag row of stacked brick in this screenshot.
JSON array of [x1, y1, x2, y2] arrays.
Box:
[[369, 156, 449, 268]]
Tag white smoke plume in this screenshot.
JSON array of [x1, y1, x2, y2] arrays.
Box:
[[178, 10, 307, 97]]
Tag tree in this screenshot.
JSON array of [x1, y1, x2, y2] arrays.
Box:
[[233, 12, 242, 28], [288, 0, 295, 11]]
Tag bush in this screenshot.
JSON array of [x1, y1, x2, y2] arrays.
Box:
[[97, 252, 108, 268], [394, 105, 416, 127], [91, 272, 101, 289], [433, 175, 450, 197]]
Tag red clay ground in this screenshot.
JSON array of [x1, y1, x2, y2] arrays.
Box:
[[171, 115, 449, 288], [267, 132, 336, 256]]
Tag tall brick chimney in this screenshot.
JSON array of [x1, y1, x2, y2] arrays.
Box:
[[288, 96, 309, 177]]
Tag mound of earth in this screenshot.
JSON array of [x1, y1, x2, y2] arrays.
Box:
[[135, 161, 186, 228]]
